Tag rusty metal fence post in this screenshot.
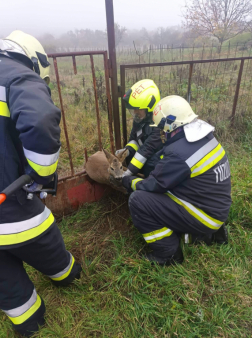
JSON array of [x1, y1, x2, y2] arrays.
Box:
[[105, 0, 121, 150], [120, 65, 127, 147], [53, 57, 74, 176], [103, 51, 115, 154], [90, 55, 102, 151], [231, 59, 244, 125], [187, 63, 194, 103]]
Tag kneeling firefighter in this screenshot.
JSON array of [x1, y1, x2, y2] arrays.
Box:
[[122, 95, 231, 266], [0, 31, 81, 337], [116, 79, 163, 177]]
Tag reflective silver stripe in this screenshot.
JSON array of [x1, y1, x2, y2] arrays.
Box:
[[0, 86, 6, 102], [48, 252, 73, 279], [136, 129, 142, 137], [0, 207, 51, 235], [2, 289, 37, 317], [184, 234, 190, 244], [144, 228, 173, 242], [185, 138, 219, 168], [192, 146, 224, 175], [138, 139, 143, 146], [23, 147, 61, 166], [167, 191, 222, 228], [134, 152, 147, 164]]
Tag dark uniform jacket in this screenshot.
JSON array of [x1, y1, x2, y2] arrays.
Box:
[[0, 54, 61, 249], [125, 119, 163, 175], [123, 131, 232, 229]]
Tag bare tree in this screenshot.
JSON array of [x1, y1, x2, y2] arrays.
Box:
[[183, 0, 252, 44]]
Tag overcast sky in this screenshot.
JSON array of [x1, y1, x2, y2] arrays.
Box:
[[1, 0, 185, 38]]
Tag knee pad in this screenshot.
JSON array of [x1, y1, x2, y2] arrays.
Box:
[[13, 297, 46, 337]]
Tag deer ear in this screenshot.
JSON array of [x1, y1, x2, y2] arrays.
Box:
[[117, 148, 129, 163], [103, 148, 114, 163]]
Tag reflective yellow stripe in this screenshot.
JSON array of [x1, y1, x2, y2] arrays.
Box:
[[131, 178, 143, 191], [166, 192, 223, 230], [126, 142, 139, 151], [8, 295, 42, 325], [0, 213, 54, 246], [190, 144, 225, 178], [51, 256, 75, 281], [0, 101, 10, 117], [160, 155, 164, 159], [27, 158, 58, 177], [143, 227, 173, 243], [131, 157, 144, 170]]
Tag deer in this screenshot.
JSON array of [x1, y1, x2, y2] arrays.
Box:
[[85, 148, 129, 193]]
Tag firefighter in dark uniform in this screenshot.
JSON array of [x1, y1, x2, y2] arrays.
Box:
[[0, 31, 81, 337], [116, 80, 163, 177], [122, 95, 231, 265]]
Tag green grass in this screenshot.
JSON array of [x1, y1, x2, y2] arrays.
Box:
[[223, 32, 252, 47], [0, 144, 251, 338]]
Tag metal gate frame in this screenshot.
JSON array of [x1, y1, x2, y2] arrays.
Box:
[[45, 50, 115, 216], [120, 56, 252, 146]]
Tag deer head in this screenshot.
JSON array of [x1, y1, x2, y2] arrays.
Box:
[[103, 148, 128, 181]]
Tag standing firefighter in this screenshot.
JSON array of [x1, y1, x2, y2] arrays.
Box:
[[122, 96, 231, 265], [0, 31, 81, 337], [116, 79, 163, 177]]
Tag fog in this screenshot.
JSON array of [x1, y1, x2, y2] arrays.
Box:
[[1, 0, 184, 38]]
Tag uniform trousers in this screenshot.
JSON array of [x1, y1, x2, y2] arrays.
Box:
[[0, 224, 80, 336], [129, 191, 216, 257]]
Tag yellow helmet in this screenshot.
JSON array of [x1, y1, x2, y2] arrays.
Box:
[[4, 31, 50, 83], [151, 95, 198, 133], [123, 79, 160, 113]]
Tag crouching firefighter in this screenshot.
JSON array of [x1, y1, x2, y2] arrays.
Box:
[[122, 95, 231, 266], [116, 79, 163, 177], [0, 31, 81, 337]]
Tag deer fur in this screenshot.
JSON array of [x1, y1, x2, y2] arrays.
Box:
[[85, 149, 129, 193]]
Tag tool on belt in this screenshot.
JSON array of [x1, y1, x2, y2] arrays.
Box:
[[0, 173, 58, 205]]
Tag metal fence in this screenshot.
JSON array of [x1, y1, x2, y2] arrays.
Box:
[[48, 51, 115, 182], [120, 56, 252, 146]]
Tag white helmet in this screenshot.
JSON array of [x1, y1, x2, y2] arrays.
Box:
[[151, 95, 198, 133], [2, 30, 50, 83]]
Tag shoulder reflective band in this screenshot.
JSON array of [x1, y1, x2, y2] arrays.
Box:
[[23, 147, 61, 177], [48, 253, 75, 281], [136, 128, 144, 145], [130, 152, 147, 170], [131, 178, 144, 191], [126, 140, 139, 152], [136, 129, 143, 139], [0, 86, 10, 117], [166, 191, 223, 229], [0, 207, 54, 246], [143, 227, 173, 243], [3, 289, 42, 325], [185, 138, 225, 177]]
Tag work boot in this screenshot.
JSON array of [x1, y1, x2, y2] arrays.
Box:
[[212, 225, 228, 245], [190, 233, 213, 246], [13, 298, 46, 337], [143, 245, 184, 266], [52, 262, 82, 287]]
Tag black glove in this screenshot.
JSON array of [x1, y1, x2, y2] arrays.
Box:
[[122, 175, 138, 194]]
